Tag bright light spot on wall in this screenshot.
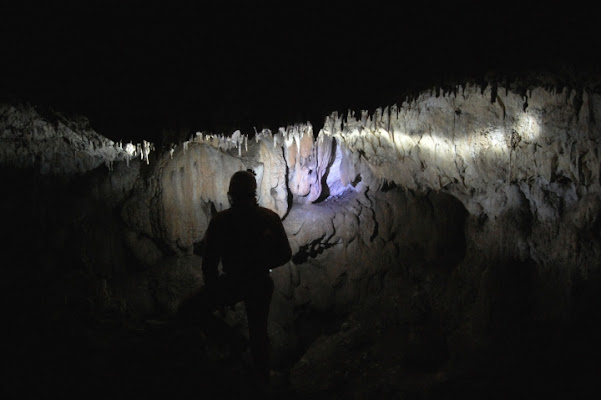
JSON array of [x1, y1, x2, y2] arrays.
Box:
[[125, 142, 136, 156], [518, 113, 541, 141], [488, 128, 506, 148]]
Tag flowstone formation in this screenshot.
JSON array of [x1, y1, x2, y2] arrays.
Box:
[[3, 79, 601, 396]]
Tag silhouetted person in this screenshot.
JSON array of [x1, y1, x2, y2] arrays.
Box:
[[180, 170, 291, 387]]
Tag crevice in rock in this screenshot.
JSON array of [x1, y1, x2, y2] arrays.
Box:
[[292, 235, 337, 264], [281, 145, 294, 221], [379, 179, 398, 192], [313, 138, 338, 204]]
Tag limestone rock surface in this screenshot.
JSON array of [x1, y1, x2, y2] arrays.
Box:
[[3, 77, 601, 396]]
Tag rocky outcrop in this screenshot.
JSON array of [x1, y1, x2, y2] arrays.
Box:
[[0, 103, 153, 175]]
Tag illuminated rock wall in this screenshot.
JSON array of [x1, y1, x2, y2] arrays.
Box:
[[318, 84, 599, 211]]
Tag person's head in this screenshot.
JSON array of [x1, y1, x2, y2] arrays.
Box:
[[228, 170, 257, 206]]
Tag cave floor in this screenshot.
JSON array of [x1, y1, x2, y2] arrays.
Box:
[[7, 307, 601, 400], [7, 320, 445, 399]]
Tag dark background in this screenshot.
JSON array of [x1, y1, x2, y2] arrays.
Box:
[[2, 2, 599, 144]]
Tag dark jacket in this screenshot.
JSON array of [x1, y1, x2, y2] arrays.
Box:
[[202, 204, 292, 285]]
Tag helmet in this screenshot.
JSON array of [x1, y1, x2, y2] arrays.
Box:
[[228, 170, 257, 202]]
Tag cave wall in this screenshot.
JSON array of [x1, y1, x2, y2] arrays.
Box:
[[2, 82, 600, 370]]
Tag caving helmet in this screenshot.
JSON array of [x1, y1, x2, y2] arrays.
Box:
[[228, 170, 257, 205]]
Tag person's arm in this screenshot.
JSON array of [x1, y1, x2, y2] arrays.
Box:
[[202, 218, 220, 285]]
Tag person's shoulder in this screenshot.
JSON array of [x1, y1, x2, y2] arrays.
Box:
[[210, 208, 235, 223], [256, 206, 282, 220]]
